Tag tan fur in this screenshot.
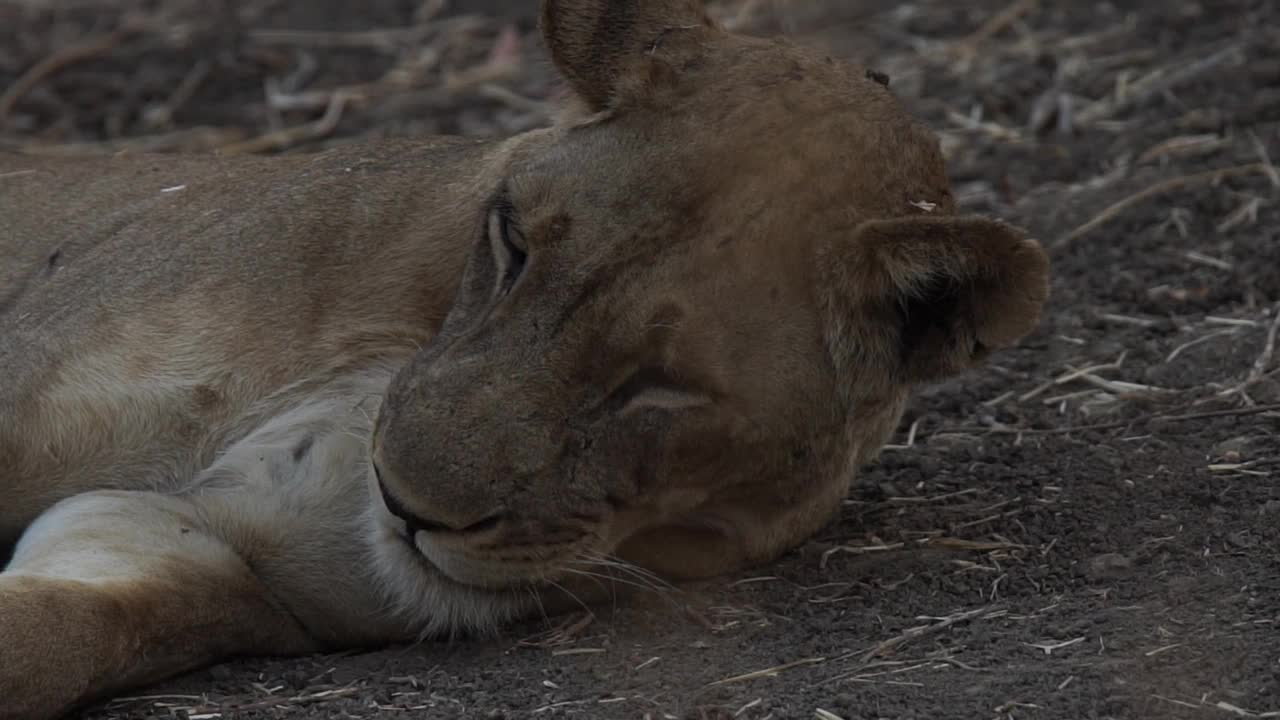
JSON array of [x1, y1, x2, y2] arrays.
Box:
[[0, 1, 1049, 717]]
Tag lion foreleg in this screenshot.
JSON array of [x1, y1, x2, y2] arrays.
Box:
[[0, 491, 317, 720]]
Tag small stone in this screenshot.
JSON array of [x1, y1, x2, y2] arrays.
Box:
[[282, 669, 311, 689], [1227, 530, 1258, 549], [1085, 553, 1133, 581], [331, 668, 362, 685], [1211, 435, 1255, 460], [918, 456, 941, 477]]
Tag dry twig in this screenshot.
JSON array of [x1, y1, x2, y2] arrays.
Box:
[[1055, 163, 1274, 247], [217, 91, 351, 155], [849, 606, 997, 664], [946, 0, 1039, 68], [1219, 304, 1280, 400], [951, 403, 1280, 436], [704, 657, 828, 689], [1074, 44, 1244, 126], [0, 25, 142, 123]]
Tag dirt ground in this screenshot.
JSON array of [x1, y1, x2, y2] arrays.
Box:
[[3, 0, 1279, 718]]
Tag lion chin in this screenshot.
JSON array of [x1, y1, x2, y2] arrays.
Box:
[[363, 504, 529, 640]]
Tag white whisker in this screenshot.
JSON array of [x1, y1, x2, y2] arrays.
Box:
[[576, 550, 678, 591], [544, 577, 593, 616]]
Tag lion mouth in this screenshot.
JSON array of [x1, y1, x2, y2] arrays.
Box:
[[367, 505, 667, 635], [377, 516, 513, 593], [381, 513, 568, 592], [367, 468, 615, 596]]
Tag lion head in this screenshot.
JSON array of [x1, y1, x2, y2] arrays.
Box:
[[369, 0, 1049, 607]]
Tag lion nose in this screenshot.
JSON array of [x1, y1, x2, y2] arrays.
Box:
[[373, 462, 505, 536]]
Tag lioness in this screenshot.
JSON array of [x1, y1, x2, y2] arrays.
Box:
[[0, 1, 1049, 717]]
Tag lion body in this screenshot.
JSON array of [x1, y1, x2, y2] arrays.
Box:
[[0, 2, 1049, 717], [0, 141, 539, 715], [1, 139, 495, 539]]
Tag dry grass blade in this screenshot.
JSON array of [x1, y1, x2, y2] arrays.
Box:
[[1212, 701, 1280, 718], [944, 0, 1038, 69], [847, 606, 997, 665], [1249, 130, 1280, 188], [1167, 328, 1240, 363], [1136, 134, 1230, 165], [1252, 308, 1280, 382], [820, 536, 1024, 569], [820, 542, 903, 568], [1218, 197, 1265, 233], [106, 693, 205, 706], [1054, 163, 1274, 247], [923, 538, 1026, 552], [178, 687, 361, 716], [1019, 353, 1126, 402], [703, 657, 828, 689]]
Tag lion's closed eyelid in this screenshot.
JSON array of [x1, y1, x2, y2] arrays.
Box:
[[607, 366, 712, 414], [622, 386, 713, 414]]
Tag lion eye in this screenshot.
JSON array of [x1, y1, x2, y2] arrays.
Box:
[[608, 366, 711, 414], [488, 207, 527, 297]]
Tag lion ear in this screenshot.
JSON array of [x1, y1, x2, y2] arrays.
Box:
[[820, 215, 1050, 385], [540, 0, 716, 111]]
